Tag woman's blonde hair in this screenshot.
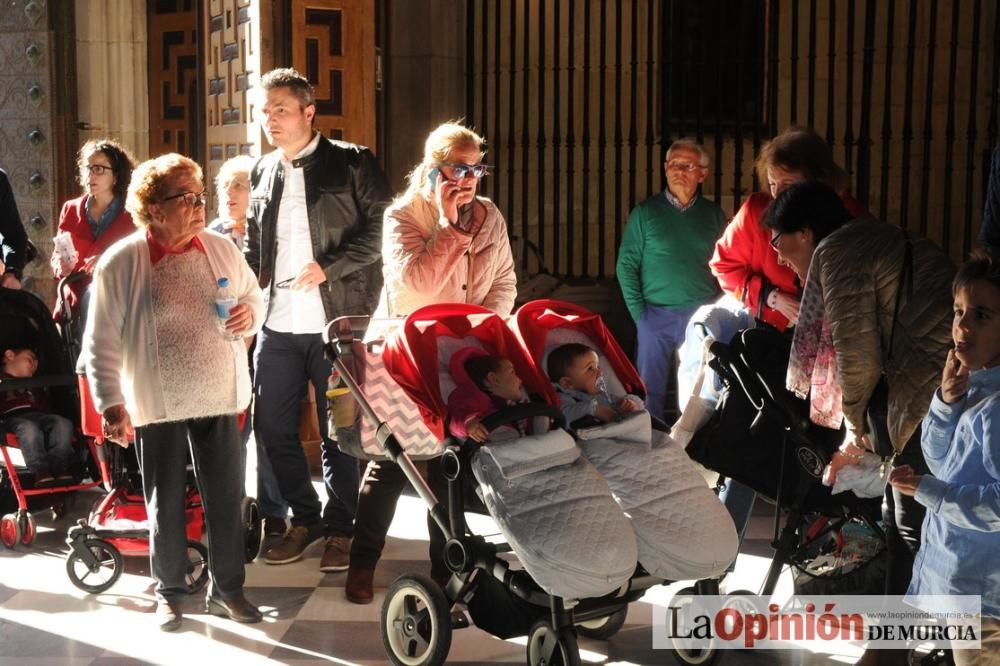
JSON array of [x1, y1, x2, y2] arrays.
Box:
[[126, 153, 202, 228], [402, 122, 485, 199], [755, 126, 849, 193], [214, 154, 255, 218]]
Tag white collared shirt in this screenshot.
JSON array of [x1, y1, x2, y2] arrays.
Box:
[[265, 132, 327, 334]]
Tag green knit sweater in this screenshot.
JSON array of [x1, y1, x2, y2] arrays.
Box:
[[616, 193, 726, 321]]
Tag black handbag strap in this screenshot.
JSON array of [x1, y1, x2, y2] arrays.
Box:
[[886, 234, 913, 362]]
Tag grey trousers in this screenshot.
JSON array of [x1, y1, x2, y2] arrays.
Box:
[[135, 415, 245, 602]]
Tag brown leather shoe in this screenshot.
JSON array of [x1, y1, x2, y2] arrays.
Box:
[[205, 595, 263, 623], [320, 536, 351, 572], [345, 566, 375, 605], [156, 599, 183, 632]]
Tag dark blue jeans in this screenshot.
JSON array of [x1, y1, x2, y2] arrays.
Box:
[[253, 327, 359, 537], [135, 415, 245, 602], [4, 411, 75, 477], [635, 304, 699, 420]]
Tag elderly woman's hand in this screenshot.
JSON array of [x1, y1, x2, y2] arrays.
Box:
[[101, 404, 133, 448], [224, 302, 253, 337], [770, 290, 801, 325]]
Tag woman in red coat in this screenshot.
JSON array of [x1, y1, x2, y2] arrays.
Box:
[[709, 127, 867, 332], [50, 139, 136, 330]]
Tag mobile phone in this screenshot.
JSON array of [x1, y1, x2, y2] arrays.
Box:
[[427, 167, 447, 192]]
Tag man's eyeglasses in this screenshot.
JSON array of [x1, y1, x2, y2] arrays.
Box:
[[86, 164, 113, 175], [162, 191, 208, 208], [769, 231, 784, 249], [437, 162, 490, 179], [666, 161, 703, 173]]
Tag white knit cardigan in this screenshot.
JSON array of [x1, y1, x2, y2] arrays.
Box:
[[82, 228, 265, 427]]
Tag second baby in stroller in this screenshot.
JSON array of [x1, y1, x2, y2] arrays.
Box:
[[513, 299, 739, 582]]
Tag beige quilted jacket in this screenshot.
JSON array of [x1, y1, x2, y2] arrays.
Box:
[[379, 194, 517, 318], [804, 217, 955, 452]]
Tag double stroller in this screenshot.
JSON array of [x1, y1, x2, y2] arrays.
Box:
[[684, 325, 887, 598], [323, 299, 739, 666]]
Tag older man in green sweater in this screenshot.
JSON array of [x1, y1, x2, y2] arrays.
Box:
[[616, 138, 725, 420]]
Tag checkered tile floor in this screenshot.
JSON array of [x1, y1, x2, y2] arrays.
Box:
[[0, 474, 865, 665]]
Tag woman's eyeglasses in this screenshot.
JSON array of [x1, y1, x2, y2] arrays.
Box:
[[85, 164, 113, 175], [769, 231, 784, 249], [437, 162, 490, 179], [162, 191, 208, 208]]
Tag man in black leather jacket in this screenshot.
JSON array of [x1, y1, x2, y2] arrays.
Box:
[[246, 68, 391, 571]]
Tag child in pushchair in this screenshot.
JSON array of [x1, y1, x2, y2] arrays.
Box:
[[684, 325, 887, 597], [324, 301, 739, 666], [0, 286, 108, 547]]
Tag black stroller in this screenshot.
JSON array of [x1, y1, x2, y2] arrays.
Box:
[[686, 326, 887, 598]]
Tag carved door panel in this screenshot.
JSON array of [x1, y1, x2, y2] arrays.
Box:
[[203, 0, 259, 213], [290, 0, 377, 151], [147, 0, 202, 161]]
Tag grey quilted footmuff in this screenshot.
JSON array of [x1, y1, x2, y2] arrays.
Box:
[[472, 429, 639, 599], [576, 411, 739, 581]]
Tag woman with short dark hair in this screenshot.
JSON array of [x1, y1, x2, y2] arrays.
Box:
[[766, 182, 954, 666], [50, 139, 137, 333]]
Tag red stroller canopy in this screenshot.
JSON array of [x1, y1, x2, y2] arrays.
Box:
[[511, 299, 646, 404], [383, 303, 548, 441]]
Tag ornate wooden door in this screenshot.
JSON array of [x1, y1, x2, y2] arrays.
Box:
[[290, 0, 377, 151], [147, 0, 202, 161]]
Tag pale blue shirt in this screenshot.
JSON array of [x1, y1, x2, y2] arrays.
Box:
[[905, 365, 1000, 617]]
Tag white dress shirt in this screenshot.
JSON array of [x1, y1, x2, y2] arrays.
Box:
[[265, 132, 328, 334]]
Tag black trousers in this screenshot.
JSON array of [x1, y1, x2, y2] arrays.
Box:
[[883, 428, 929, 595], [135, 415, 244, 602], [253, 327, 359, 536], [349, 457, 450, 581]]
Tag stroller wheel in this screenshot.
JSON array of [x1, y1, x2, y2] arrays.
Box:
[[240, 496, 262, 563], [576, 606, 628, 640], [18, 512, 35, 545], [668, 586, 721, 666], [381, 574, 453, 666], [65, 538, 123, 593], [526, 619, 582, 666], [1, 513, 22, 548], [185, 540, 210, 593]]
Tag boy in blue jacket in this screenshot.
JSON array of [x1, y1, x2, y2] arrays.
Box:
[[891, 249, 1000, 662]]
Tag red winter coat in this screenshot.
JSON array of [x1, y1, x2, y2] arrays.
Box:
[[53, 196, 135, 320], [709, 191, 866, 331]]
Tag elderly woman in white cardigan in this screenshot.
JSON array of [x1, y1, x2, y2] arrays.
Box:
[[81, 153, 264, 632]]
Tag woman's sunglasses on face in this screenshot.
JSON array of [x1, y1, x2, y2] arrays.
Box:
[[437, 162, 490, 179]]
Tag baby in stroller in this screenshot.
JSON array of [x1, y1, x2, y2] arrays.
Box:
[[547, 342, 643, 428], [1, 346, 76, 486], [447, 350, 532, 442], [513, 299, 739, 583]]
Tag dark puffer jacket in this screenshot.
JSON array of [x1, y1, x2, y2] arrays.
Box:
[[245, 136, 391, 320], [804, 217, 955, 452]]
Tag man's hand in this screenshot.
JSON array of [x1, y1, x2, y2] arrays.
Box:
[[941, 348, 970, 404], [888, 464, 924, 497], [1, 272, 21, 289], [225, 303, 253, 337], [290, 261, 327, 291], [772, 291, 801, 325], [465, 417, 489, 443], [101, 404, 133, 448]]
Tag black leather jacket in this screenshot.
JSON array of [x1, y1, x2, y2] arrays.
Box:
[[246, 136, 390, 322]]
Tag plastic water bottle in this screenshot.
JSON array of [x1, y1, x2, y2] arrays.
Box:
[[596, 375, 611, 404], [215, 277, 240, 341]]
